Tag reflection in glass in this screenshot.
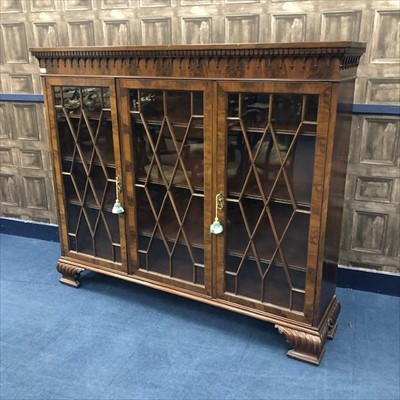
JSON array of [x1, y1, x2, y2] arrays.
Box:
[[228, 134, 316, 204], [225, 92, 319, 311], [272, 94, 302, 130], [131, 90, 204, 189], [130, 89, 205, 285]]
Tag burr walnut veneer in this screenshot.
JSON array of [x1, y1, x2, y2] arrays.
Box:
[[31, 42, 365, 365]]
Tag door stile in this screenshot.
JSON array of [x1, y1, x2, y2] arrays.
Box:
[[43, 78, 69, 258], [214, 82, 228, 299], [117, 82, 139, 275], [109, 79, 128, 273], [304, 85, 331, 323], [306, 85, 335, 326], [203, 81, 214, 297]]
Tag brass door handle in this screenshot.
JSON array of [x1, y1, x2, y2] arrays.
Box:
[[112, 176, 124, 214], [210, 192, 224, 234], [216, 192, 224, 211]]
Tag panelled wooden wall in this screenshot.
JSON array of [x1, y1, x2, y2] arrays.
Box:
[[0, 0, 399, 273]]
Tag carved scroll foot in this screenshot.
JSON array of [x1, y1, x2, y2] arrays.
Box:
[[275, 298, 341, 364], [56, 261, 85, 288], [327, 300, 341, 340], [275, 325, 324, 365]]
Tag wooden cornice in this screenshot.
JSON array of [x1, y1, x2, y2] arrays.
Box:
[[30, 42, 366, 79], [30, 42, 366, 58]]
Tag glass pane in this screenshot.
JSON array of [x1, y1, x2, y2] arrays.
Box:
[[65, 203, 80, 233], [304, 95, 319, 122], [94, 217, 113, 260], [241, 93, 270, 129], [69, 235, 77, 252], [131, 89, 205, 285], [76, 214, 93, 255], [263, 263, 291, 308], [192, 92, 203, 115], [54, 86, 120, 262], [114, 246, 122, 263], [147, 237, 170, 275], [227, 128, 315, 204], [172, 243, 194, 282], [194, 265, 204, 285], [166, 91, 192, 124], [225, 91, 317, 312], [236, 258, 264, 300], [272, 94, 302, 131]]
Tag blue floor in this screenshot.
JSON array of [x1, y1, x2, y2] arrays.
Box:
[[0, 233, 399, 400]]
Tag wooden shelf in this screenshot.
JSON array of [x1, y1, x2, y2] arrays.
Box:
[[62, 154, 116, 169], [227, 124, 317, 137], [226, 190, 312, 210], [130, 115, 204, 131], [66, 196, 115, 212], [56, 108, 112, 121], [135, 176, 204, 193], [138, 229, 204, 250]]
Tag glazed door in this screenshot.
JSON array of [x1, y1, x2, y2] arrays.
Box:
[[44, 77, 127, 272], [119, 80, 213, 295], [215, 82, 332, 322]]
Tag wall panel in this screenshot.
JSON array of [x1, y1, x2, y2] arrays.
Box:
[[34, 23, 59, 47], [321, 11, 361, 41], [101, 0, 129, 9], [225, 15, 259, 43], [370, 10, 400, 63], [182, 18, 212, 44], [65, 0, 92, 11], [0, 175, 19, 207], [0, 148, 13, 167], [13, 104, 40, 141], [366, 79, 400, 104], [67, 21, 95, 46], [271, 14, 306, 42], [360, 118, 399, 165], [142, 18, 171, 45], [104, 20, 130, 46], [30, 0, 57, 12], [0, 0, 22, 13], [1, 23, 29, 63]]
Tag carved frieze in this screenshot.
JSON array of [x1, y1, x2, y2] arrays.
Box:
[[30, 43, 365, 80]]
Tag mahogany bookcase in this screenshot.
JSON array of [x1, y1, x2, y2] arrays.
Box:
[[31, 42, 365, 364]]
